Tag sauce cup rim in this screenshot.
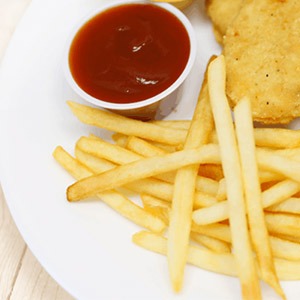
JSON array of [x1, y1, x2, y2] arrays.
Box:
[[63, 0, 197, 110]]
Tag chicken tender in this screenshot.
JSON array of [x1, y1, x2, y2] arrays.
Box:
[[205, 0, 244, 44], [223, 0, 300, 124]]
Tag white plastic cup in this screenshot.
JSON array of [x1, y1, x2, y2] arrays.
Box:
[[63, 0, 197, 120]]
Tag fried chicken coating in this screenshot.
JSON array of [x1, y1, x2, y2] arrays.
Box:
[[223, 0, 300, 124], [205, 0, 244, 44]]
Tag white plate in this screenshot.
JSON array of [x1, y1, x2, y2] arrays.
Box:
[[0, 0, 298, 299]]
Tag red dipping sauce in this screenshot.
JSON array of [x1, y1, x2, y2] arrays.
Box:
[[69, 3, 191, 104]]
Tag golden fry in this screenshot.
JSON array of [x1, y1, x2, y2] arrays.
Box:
[[68, 101, 186, 145], [265, 212, 300, 239], [193, 179, 300, 225], [207, 55, 261, 299], [67, 144, 220, 201], [141, 194, 171, 225], [168, 74, 214, 291], [53, 146, 166, 233], [267, 197, 300, 214], [126, 135, 219, 196], [257, 148, 300, 183], [190, 232, 231, 253], [234, 97, 284, 298], [132, 231, 300, 281]]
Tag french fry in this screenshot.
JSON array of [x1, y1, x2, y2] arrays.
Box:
[[133, 231, 237, 277], [207, 55, 261, 299], [193, 179, 300, 225], [275, 259, 300, 281], [76, 148, 176, 202], [127, 133, 292, 192], [194, 176, 219, 197], [234, 97, 284, 298], [141, 193, 219, 225], [194, 192, 218, 208], [54, 146, 94, 178], [150, 120, 191, 130], [259, 170, 285, 183], [75, 147, 116, 173], [214, 172, 283, 201], [111, 133, 128, 147], [147, 143, 179, 153], [131, 180, 221, 209], [67, 101, 186, 145], [273, 148, 300, 161], [262, 180, 300, 207], [76, 144, 178, 202], [191, 223, 231, 243], [267, 197, 300, 214], [151, 122, 300, 150], [67, 144, 220, 201], [254, 128, 300, 149], [141, 194, 171, 224], [78, 135, 182, 188], [270, 236, 300, 261], [126, 135, 167, 156], [196, 146, 300, 185], [198, 163, 224, 181], [77, 135, 141, 165], [124, 136, 180, 183], [192, 222, 300, 262], [215, 178, 226, 201], [193, 201, 228, 225], [214, 172, 285, 202], [274, 234, 300, 244], [75, 146, 217, 208], [76, 145, 174, 200], [126, 178, 175, 203], [190, 232, 231, 253], [256, 148, 300, 183], [78, 135, 181, 184], [79, 135, 300, 203], [141, 194, 171, 210], [211, 128, 300, 149], [167, 72, 214, 291], [192, 212, 300, 260], [132, 231, 300, 281], [265, 212, 300, 239], [141, 194, 232, 255], [196, 176, 219, 196], [53, 146, 166, 233], [126, 135, 219, 196]]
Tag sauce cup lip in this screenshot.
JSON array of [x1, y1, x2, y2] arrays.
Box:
[[63, 0, 197, 111]]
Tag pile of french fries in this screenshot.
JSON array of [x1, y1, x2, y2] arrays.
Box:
[[54, 55, 300, 299]]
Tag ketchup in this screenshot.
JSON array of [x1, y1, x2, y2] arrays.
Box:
[[69, 3, 190, 104]]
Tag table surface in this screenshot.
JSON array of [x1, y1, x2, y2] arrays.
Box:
[[0, 0, 74, 299]]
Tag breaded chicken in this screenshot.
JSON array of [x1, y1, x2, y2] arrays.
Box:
[[205, 0, 244, 44], [223, 0, 300, 124]]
